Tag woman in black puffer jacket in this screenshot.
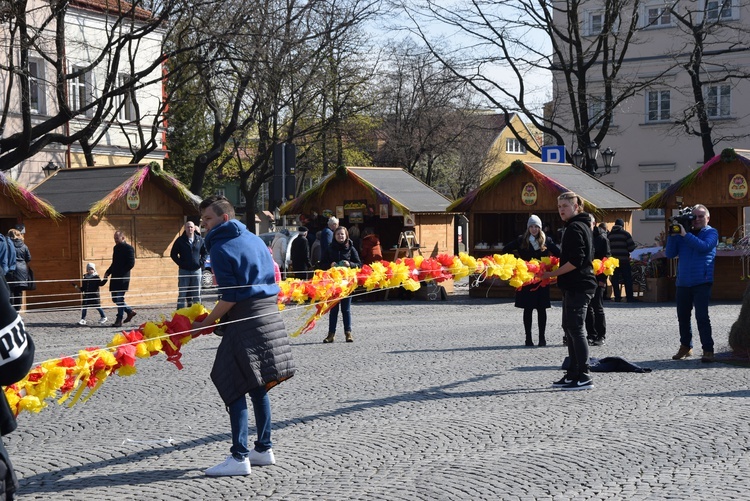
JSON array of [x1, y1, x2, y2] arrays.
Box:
[[323, 226, 362, 344]]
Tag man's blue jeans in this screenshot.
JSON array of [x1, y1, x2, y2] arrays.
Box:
[[328, 297, 352, 333], [111, 290, 132, 321], [228, 386, 272, 460], [676, 283, 713, 352], [177, 268, 201, 309]]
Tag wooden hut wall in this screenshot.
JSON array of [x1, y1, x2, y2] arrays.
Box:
[[25, 181, 186, 310], [414, 214, 454, 257], [0, 196, 23, 234]]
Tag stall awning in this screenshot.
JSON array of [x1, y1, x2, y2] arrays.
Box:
[[448, 160, 640, 212], [280, 166, 455, 215], [32, 162, 201, 218]]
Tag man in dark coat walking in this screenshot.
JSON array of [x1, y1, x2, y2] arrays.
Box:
[[104, 231, 136, 327], [170, 221, 206, 309], [290, 226, 312, 279]]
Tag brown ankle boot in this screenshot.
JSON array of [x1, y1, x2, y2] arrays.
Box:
[[345, 331, 353, 342], [672, 345, 693, 360], [323, 333, 335, 343]]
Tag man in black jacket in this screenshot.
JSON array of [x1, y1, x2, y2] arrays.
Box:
[[608, 218, 637, 302], [290, 226, 311, 279], [170, 221, 206, 309], [586, 216, 611, 346], [104, 231, 136, 327]]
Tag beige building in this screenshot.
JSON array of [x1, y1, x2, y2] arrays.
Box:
[[482, 114, 542, 181], [551, 1, 750, 244]]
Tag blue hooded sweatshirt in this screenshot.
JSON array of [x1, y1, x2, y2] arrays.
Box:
[[204, 219, 279, 302]]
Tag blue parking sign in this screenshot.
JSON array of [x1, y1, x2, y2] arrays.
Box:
[[542, 145, 566, 163]]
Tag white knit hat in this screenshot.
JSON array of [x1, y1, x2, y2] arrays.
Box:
[[86, 262, 96, 272], [527, 215, 542, 229]]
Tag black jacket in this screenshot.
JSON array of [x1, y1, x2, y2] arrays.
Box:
[[79, 273, 108, 307], [503, 234, 561, 261], [290, 235, 311, 271], [170, 233, 206, 271], [592, 226, 611, 282], [557, 212, 597, 293], [106, 241, 135, 291], [5, 239, 30, 289], [608, 225, 636, 259], [327, 239, 362, 269]]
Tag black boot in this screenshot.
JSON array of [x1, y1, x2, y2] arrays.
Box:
[[538, 333, 546, 347], [525, 333, 534, 347]]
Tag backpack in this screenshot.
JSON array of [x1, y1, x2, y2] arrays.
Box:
[[0, 237, 16, 276]]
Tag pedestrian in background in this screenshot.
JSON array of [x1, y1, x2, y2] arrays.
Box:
[[310, 231, 323, 269], [503, 215, 560, 347], [323, 226, 361, 344], [171, 221, 207, 309], [318, 216, 338, 269], [608, 218, 637, 302], [73, 263, 108, 325], [5, 229, 30, 312], [542, 192, 596, 390], [586, 216, 610, 346], [666, 204, 718, 362], [360, 227, 383, 265], [192, 195, 295, 477], [290, 226, 312, 279], [104, 231, 136, 327]]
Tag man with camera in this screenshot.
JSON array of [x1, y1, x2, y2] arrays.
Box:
[[665, 204, 719, 363]]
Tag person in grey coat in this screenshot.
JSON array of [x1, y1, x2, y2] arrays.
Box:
[[192, 195, 295, 477]]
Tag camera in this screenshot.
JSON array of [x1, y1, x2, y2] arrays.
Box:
[[669, 205, 696, 235]]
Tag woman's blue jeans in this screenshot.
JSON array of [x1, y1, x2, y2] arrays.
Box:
[[228, 386, 272, 460], [676, 284, 713, 352], [328, 296, 352, 333]]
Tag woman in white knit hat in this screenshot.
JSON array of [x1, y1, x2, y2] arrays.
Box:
[[502, 214, 560, 347]]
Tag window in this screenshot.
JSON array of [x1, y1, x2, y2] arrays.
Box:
[[588, 96, 613, 127], [588, 11, 604, 35], [706, 0, 736, 20], [117, 74, 136, 122], [69, 66, 94, 117], [215, 188, 226, 198], [647, 90, 670, 122], [705, 84, 731, 118], [505, 138, 526, 154], [28, 58, 46, 114], [645, 4, 672, 27], [645, 181, 671, 218]]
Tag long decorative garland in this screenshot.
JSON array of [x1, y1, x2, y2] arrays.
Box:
[[4, 253, 618, 417]]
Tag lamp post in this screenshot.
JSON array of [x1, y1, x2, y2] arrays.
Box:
[[571, 142, 616, 177], [42, 161, 59, 177]]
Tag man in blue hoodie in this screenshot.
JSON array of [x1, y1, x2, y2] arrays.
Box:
[[666, 204, 718, 363], [192, 196, 295, 477]]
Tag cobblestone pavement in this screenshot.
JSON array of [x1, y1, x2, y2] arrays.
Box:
[[5, 284, 750, 500]]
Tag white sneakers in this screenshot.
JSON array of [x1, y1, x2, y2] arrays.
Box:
[[204, 449, 276, 476], [248, 448, 276, 466], [78, 319, 86, 325], [204, 455, 251, 477], [98, 317, 108, 324]]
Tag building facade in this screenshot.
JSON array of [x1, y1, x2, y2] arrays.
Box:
[[551, 0, 750, 243]]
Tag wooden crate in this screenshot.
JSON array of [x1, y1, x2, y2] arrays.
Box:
[[642, 277, 670, 302]]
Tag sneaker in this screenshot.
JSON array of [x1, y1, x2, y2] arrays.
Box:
[[561, 373, 594, 391], [248, 448, 276, 466], [99, 317, 108, 324], [124, 311, 137, 323], [552, 374, 575, 387], [593, 337, 605, 346], [78, 319, 87, 326], [205, 455, 251, 476]]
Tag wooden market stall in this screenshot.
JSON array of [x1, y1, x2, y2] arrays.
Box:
[[280, 166, 458, 293], [27, 163, 201, 310], [642, 148, 750, 301], [448, 160, 641, 298]]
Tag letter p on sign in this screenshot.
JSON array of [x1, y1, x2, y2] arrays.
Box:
[[542, 145, 566, 163]]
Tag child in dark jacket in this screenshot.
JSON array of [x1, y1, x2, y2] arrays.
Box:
[[73, 263, 108, 325]]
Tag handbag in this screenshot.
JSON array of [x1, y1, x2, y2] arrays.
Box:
[[25, 267, 36, 291]]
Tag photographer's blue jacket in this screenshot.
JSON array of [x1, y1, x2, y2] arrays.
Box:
[[665, 225, 719, 287]]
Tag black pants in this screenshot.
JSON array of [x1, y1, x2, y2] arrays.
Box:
[[562, 290, 593, 376], [585, 284, 606, 340], [523, 308, 547, 337], [8, 287, 22, 312]]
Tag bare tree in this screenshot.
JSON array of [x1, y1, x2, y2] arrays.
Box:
[[402, 0, 670, 171]]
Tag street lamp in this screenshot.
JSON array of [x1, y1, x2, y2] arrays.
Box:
[[42, 161, 59, 177], [571, 142, 616, 177]]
